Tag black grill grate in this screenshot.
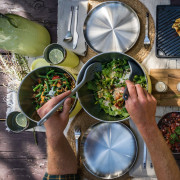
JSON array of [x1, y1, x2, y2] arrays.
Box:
[[156, 5, 180, 58]]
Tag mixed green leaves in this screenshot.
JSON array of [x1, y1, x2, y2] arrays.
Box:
[[87, 59, 147, 119]]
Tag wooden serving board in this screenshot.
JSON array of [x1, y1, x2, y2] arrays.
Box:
[[150, 69, 180, 106]]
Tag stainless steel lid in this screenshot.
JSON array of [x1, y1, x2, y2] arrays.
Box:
[[81, 122, 138, 179], [84, 1, 140, 53]]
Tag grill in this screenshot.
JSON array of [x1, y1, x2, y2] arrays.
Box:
[[156, 5, 180, 58]]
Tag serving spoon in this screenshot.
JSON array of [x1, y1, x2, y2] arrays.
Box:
[[123, 60, 144, 100], [37, 62, 102, 126], [63, 6, 74, 42]]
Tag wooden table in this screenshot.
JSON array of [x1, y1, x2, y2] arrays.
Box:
[[0, 0, 57, 179], [0, 0, 180, 179]]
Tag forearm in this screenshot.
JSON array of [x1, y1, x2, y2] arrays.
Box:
[[138, 120, 180, 180], [46, 134, 77, 175]]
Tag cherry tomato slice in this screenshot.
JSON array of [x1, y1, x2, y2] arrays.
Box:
[[52, 75, 60, 80]]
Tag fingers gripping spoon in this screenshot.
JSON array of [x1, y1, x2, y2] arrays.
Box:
[[123, 60, 144, 100], [37, 62, 102, 126]]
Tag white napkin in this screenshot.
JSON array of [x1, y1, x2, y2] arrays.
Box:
[[129, 118, 157, 179], [58, 0, 88, 56]]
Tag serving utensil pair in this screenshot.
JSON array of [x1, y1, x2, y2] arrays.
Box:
[[38, 59, 143, 126]]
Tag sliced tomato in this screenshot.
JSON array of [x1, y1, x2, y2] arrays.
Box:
[[52, 75, 60, 80]]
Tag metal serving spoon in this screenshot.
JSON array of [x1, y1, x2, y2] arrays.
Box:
[[123, 60, 144, 100], [37, 62, 102, 126], [63, 6, 74, 42]]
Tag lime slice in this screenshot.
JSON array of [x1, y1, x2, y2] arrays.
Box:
[[49, 49, 64, 64], [15, 113, 28, 127], [30, 58, 50, 71]]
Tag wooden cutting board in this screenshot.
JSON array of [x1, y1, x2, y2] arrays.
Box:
[[150, 69, 180, 106]]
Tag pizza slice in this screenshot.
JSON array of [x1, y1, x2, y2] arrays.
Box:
[[172, 18, 180, 36]]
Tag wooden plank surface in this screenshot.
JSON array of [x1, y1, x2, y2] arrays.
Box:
[[150, 69, 180, 106], [0, 0, 57, 179], [0, 121, 47, 180]]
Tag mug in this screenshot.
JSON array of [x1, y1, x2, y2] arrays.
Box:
[[44, 43, 79, 68], [6, 111, 37, 133]]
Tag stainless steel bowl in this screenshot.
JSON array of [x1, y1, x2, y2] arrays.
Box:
[[77, 52, 148, 122], [18, 66, 77, 122], [81, 122, 138, 179]]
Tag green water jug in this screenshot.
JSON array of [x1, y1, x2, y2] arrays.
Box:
[[0, 13, 51, 57]]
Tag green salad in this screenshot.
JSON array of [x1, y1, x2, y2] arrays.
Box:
[[87, 59, 147, 119]]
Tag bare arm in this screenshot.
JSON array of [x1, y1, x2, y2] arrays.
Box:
[[125, 80, 180, 180], [38, 91, 77, 175]]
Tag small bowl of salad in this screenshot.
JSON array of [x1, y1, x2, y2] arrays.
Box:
[[158, 112, 180, 154], [18, 66, 77, 122], [77, 52, 150, 122]]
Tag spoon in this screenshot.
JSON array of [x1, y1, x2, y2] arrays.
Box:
[[63, 6, 74, 42], [123, 60, 144, 100], [37, 62, 102, 126]]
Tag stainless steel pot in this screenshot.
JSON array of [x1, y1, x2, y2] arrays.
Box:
[[18, 66, 77, 122], [77, 52, 150, 122]]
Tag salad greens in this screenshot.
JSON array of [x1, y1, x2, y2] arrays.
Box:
[[87, 59, 147, 119]]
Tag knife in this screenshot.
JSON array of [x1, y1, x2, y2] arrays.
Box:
[[73, 6, 79, 49]]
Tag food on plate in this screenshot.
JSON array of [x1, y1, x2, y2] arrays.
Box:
[[87, 59, 147, 119], [32, 69, 75, 110], [158, 112, 180, 153], [172, 18, 180, 36]]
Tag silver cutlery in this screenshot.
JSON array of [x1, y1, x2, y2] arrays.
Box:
[[143, 142, 147, 169], [74, 126, 81, 156], [144, 12, 150, 45], [63, 6, 74, 42], [73, 6, 79, 49], [37, 62, 102, 126]]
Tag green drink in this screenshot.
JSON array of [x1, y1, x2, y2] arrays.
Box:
[[49, 49, 64, 64], [44, 43, 79, 68], [6, 111, 37, 133], [0, 14, 50, 57], [15, 113, 28, 127]]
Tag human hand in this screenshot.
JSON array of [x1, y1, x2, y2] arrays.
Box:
[[125, 80, 157, 130], [37, 91, 72, 140]]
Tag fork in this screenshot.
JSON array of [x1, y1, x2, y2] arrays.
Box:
[[143, 142, 147, 169], [144, 12, 150, 45], [143, 142, 154, 169], [74, 126, 81, 157]]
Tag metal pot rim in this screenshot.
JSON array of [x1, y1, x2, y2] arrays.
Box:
[[76, 52, 148, 122], [18, 66, 77, 123]]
